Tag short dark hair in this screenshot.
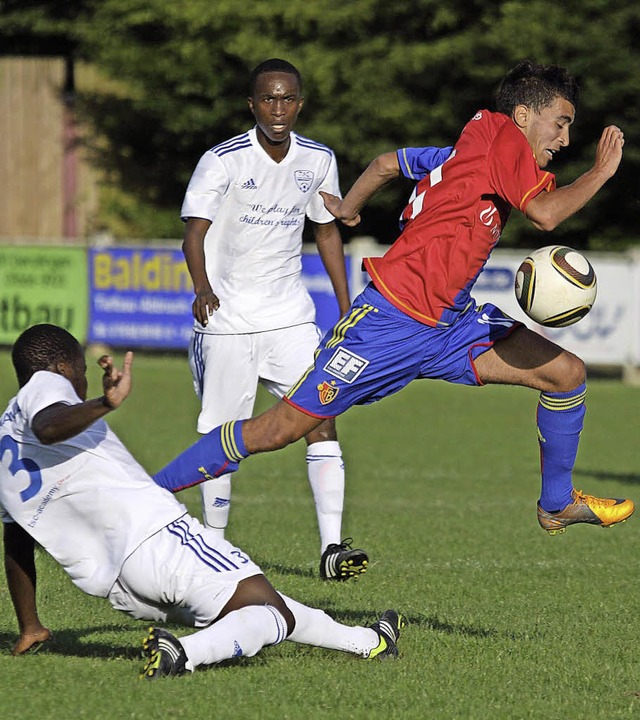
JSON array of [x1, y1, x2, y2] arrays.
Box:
[[496, 60, 580, 116], [12, 324, 82, 387], [249, 58, 302, 96]]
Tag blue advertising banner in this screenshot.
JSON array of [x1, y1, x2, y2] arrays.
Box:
[[301, 252, 352, 337], [88, 247, 193, 348], [88, 247, 350, 350]]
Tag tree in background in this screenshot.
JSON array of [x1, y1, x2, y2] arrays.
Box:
[[1, 0, 638, 248]]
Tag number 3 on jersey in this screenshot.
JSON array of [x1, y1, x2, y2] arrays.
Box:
[[0, 435, 42, 502]]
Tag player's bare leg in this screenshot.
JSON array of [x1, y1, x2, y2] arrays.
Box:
[[243, 399, 321, 452], [474, 327, 633, 533], [473, 325, 584, 392], [152, 401, 317, 493], [218, 574, 295, 628]]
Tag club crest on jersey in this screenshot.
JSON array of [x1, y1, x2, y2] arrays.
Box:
[[294, 170, 314, 193], [323, 348, 369, 384], [317, 380, 339, 405]]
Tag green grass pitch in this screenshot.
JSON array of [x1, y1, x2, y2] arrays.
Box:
[[1, 350, 639, 719]]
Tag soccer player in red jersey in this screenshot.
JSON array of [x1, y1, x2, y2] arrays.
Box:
[[154, 60, 633, 535]]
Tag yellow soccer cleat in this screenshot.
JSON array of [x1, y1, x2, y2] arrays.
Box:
[[537, 489, 635, 536]]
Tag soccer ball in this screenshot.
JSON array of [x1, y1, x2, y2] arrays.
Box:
[[514, 245, 597, 327]]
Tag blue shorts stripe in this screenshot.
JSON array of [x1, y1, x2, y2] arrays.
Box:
[[189, 532, 240, 571], [167, 519, 240, 572], [192, 333, 205, 396], [170, 519, 240, 571]]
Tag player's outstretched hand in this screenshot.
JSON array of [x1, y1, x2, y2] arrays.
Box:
[[98, 352, 133, 409], [594, 125, 624, 180], [320, 191, 362, 227], [12, 626, 52, 655]]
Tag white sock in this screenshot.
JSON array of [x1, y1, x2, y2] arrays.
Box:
[[179, 604, 288, 668], [306, 441, 345, 554], [279, 593, 378, 658], [200, 474, 232, 538]]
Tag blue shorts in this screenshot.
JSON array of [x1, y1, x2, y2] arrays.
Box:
[[285, 283, 520, 418]]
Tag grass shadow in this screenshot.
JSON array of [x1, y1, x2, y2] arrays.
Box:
[[317, 606, 509, 640], [574, 468, 640, 486], [0, 625, 142, 660]]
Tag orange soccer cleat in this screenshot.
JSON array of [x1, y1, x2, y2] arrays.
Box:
[[537, 489, 635, 536]]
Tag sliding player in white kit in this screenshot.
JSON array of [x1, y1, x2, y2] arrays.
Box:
[[181, 58, 367, 580], [0, 324, 403, 678]]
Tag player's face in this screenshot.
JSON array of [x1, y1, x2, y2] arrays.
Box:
[[249, 72, 304, 149], [60, 353, 88, 400], [520, 96, 575, 168]]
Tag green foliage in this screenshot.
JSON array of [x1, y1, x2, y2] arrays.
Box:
[[1, 351, 640, 718], [1, 0, 639, 247]]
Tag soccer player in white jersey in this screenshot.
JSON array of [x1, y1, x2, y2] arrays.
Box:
[[0, 324, 403, 677], [181, 58, 367, 580]]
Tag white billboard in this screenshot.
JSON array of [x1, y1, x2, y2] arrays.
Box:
[[347, 240, 639, 369], [474, 250, 635, 367]]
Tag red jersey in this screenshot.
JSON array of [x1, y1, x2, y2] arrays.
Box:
[[364, 110, 555, 327]]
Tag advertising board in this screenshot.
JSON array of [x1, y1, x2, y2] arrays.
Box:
[[0, 246, 87, 345]]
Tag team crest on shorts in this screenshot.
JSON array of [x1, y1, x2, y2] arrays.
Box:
[[317, 380, 339, 405], [294, 170, 314, 193]]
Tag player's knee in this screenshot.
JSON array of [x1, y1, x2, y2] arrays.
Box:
[[555, 351, 586, 391]]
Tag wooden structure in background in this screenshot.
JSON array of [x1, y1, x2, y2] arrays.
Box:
[[0, 56, 99, 240]]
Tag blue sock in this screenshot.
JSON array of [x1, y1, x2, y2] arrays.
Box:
[[537, 383, 586, 512], [153, 420, 249, 493]]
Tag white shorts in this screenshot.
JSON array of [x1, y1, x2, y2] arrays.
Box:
[[189, 323, 323, 433], [108, 515, 262, 627]]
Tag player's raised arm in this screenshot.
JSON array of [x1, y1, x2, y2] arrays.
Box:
[[32, 352, 134, 445], [525, 125, 624, 232], [4, 522, 52, 655], [321, 151, 401, 226]]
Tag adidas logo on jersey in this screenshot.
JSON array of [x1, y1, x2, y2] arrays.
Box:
[[241, 178, 258, 190]]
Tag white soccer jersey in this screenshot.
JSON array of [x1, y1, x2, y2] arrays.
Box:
[[181, 127, 341, 334], [0, 372, 186, 597]]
